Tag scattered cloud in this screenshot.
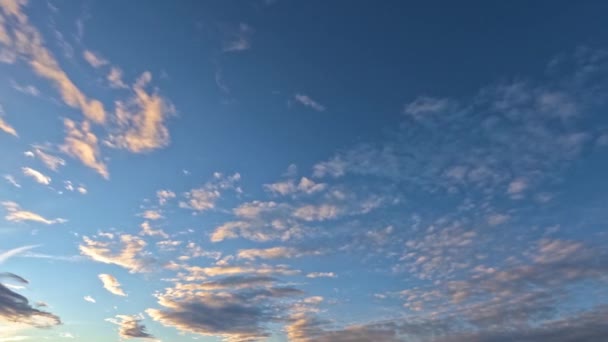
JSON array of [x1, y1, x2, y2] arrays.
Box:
[[141, 210, 163, 220], [3, 175, 20, 188], [107, 314, 155, 340], [180, 173, 241, 212], [156, 190, 176, 205], [83, 296, 95, 303], [306, 272, 336, 279], [2, 201, 66, 225], [79, 233, 153, 273], [21, 167, 51, 185], [82, 50, 108, 68], [0, 105, 17, 137], [0, 273, 61, 328], [109, 71, 174, 153], [25, 147, 66, 171], [107, 67, 127, 89], [223, 23, 253, 52], [294, 94, 325, 112], [0, 2, 106, 123], [0, 245, 39, 264], [60, 119, 109, 179], [140, 221, 169, 239], [98, 274, 127, 296]]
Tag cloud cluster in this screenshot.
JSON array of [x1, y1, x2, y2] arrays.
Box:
[[0, 273, 61, 328]]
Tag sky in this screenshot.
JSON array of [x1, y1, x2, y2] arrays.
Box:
[[1, 0, 608, 341]]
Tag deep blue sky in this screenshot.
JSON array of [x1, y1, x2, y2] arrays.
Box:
[[1, 1, 608, 341]]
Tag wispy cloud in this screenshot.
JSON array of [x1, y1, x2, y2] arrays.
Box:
[[0, 105, 17, 137], [223, 23, 253, 52], [83, 296, 96, 303], [0, 245, 39, 264], [60, 119, 109, 179], [98, 274, 127, 296], [2, 201, 66, 225], [293, 94, 326, 112], [21, 167, 51, 185], [79, 233, 153, 273], [82, 50, 108, 68], [24, 146, 65, 171]]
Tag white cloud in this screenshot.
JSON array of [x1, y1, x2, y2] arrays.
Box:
[[107, 67, 127, 89], [21, 167, 51, 185], [60, 119, 109, 179], [237, 247, 301, 260], [0, 105, 17, 137], [403, 96, 451, 117], [2, 201, 66, 225], [3, 175, 20, 188], [0, 3, 106, 123], [79, 234, 152, 273], [109, 71, 174, 153], [140, 221, 169, 239], [98, 274, 126, 296], [141, 210, 163, 220], [264, 177, 326, 196], [306, 272, 337, 278], [82, 50, 108, 68], [507, 178, 527, 197], [25, 147, 65, 171], [156, 190, 175, 205], [293, 204, 340, 222], [83, 296, 96, 303], [0, 245, 39, 264], [180, 173, 241, 212], [294, 94, 325, 112]]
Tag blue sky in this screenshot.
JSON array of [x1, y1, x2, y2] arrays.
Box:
[[1, 0, 608, 341]]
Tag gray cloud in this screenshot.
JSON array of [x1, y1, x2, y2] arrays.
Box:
[[0, 273, 61, 328]]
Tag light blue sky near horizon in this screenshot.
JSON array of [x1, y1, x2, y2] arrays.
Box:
[[1, 1, 608, 341]]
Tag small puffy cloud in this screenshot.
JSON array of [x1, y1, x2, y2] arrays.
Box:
[[109, 71, 174, 153], [0, 273, 61, 328], [60, 119, 109, 179], [25, 147, 65, 171], [487, 213, 510, 226], [82, 50, 108, 68], [507, 178, 527, 198], [293, 204, 340, 222], [403, 96, 451, 117], [141, 210, 163, 220], [294, 94, 325, 112], [156, 190, 175, 205], [63, 181, 87, 194], [140, 221, 169, 239], [79, 234, 152, 273], [107, 67, 127, 88], [2, 201, 67, 225], [264, 177, 326, 196], [98, 274, 127, 296], [237, 247, 301, 260], [223, 23, 253, 52], [107, 314, 155, 340], [180, 173, 241, 212], [306, 272, 336, 279], [83, 296, 96, 303], [21, 167, 51, 185]]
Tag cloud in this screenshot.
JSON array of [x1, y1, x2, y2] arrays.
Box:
[[109, 71, 174, 153], [156, 190, 175, 205], [0, 273, 61, 328], [10, 80, 39, 96], [140, 221, 169, 239], [98, 274, 127, 296], [0, 245, 39, 264], [107, 67, 127, 89], [237, 247, 302, 260], [0, 105, 17, 137], [294, 94, 326, 112], [82, 50, 108, 68], [306, 272, 336, 279], [2, 201, 66, 225], [107, 315, 155, 340], [83, 295, 96, 303], [79, 234, 153, 273], [293, 204, 340, 222], [180, 173, 241, 212], [25, 147, 65, 171], [63, 181, 87, 194], [403, 96, 451, 117], [223, 23, 253, 52], [0, 2, 106, 123], [60, 119, 109, 179], [264, 177, 326, 196], [3, 175, 20, 188], [21, 167, 51, 185], [141, 210, 162, 220]]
